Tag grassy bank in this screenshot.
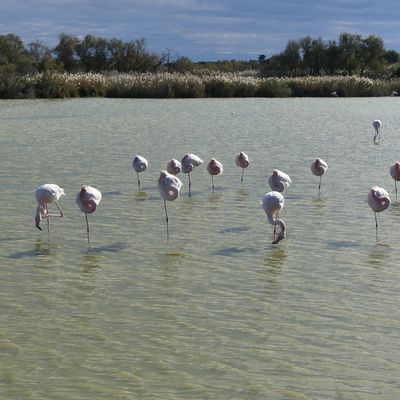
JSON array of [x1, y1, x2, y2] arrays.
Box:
[[1, 72, 399, 99]]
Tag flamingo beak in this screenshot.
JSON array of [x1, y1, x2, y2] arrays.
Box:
[[35, 216, 42, 231]]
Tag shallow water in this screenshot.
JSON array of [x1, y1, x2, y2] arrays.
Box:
[[1, 97, 400, 399]]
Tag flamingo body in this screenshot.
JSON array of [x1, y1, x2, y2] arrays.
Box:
[[181, 153, 203, 196], [368, 186, 390, 240], [235, 151, 249, 182], [76, 185, 102, 246], [311, 158, 328, 176], [35, 183, 65, 230], [166, 159, 181, 175], [158, 171, 183, 238], [311, 158, 328, 192], [389, 162, 400, 182], [262, 191, 286, 244], [235, 151, 249, 169], [372, 120, 382, 142], [132, 155, 148, 173], [132, 155, 148, 189], [268, 169, 292, 192], [181, 153, 203, 174], [368, 186, 390, 213], [158, 171, 183, 201]]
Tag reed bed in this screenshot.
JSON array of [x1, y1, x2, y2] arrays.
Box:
[[0, 72, 399, 99]]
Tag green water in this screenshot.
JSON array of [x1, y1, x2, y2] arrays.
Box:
[[1, 97, 400, 399]]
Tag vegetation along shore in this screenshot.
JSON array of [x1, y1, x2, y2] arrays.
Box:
[[1, 32, 400, 98]]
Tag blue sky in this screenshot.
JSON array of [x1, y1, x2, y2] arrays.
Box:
[[1, 0, 399, 61]]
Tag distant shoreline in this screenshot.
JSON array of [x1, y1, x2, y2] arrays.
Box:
[[1, 72, 399, 99]]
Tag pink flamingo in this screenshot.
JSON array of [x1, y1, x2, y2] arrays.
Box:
[[181, 153, 203, 196], [35, 184, 65, 233], [268, 169, 291, 192], [311, 158, 328, 192], [166, 159, 181, 175], [76, 185, 102, 247], [235, 151, 249, 183], [389, 161, 400, 200], [372, 119, 382, 143], [207, 158, 223, 189], [158, 170, 183, 239], [367, 186, 390, 240], [262, 191, 286, 244], [132, 155, 148, 189]]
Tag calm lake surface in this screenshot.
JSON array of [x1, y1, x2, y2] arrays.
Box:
[[1, 97, 400, 399]]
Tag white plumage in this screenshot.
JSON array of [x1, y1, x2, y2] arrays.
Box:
[[268, 169, 291, 192], [132, 155, 148, 189], [76, 185, 102, 246], [35, 183, 65, 231], [158, 170, 183, 238], [262, 191, 286, 244]]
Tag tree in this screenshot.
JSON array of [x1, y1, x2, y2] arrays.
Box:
[[282, 40, 301, 75], [338, 32, 362, 74], [357, 35, 385, 76], [54, 33, 79, 72]]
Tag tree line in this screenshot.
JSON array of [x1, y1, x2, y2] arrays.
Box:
[[259, 33, 400, 78], [0, 32, 399, 77]]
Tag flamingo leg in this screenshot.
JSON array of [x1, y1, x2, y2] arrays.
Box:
[[46, 204, 50, 235], [164, 198, 169, 240], [137, 172, 141, 189], [85, 213, 91, 247], [241, 168, 244, 183], [374, 212, 378, 241], [46, 202, 64, 218], [188, 173, 192, 197], [319, 176, 322, 193], [273, 212, 279, 238], [212, 175, 215, 190], [395, 181, 398, 201]]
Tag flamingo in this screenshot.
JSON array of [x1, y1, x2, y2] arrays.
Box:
[[372, 120, 382, 143], [262, 191, 286, 244], [181, 153, 203, 196], [311, 158, 328, 192], [166, 159, 181, 175], [35, 184, 65, 232], [268, 169, 292, 192], [132, 155, 148, 189], [158, 170, 183, 239], [330, 91, 338, 97], [389, 161, 400, 200], [207, 158, 223, 189], [76, 185, 102, 247], [235, 151, 249, 183], [367, 186, 390, 240]]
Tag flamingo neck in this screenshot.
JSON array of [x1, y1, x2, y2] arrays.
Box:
[[267, 215, 286, 243]]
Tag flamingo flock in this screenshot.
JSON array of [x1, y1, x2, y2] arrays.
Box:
[[35, 119, 396, 246]]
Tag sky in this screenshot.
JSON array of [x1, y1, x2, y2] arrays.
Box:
[[0, 0, 399, 61]]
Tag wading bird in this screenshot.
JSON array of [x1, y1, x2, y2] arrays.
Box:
[[389, 161, 400, 200], [132, 155, 148, 189], [166, 159, 181, 175], [268, 169, 292, 192], [181, 153, 203, 196], [35, 184, 65, 233], [158, 170, 183, 239], [372, 120, 382, 143], [367, 186, 390, 240], [207, 158, 223, 189], [311, 158, 328, 193], [262, 191, 286, 244], [76, 185, 102, 247], [235, 151, 249, 183]]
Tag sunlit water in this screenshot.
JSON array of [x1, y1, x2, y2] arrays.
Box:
[[1, 97, 400, 399]]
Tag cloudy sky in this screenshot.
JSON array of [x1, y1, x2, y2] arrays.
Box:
[[1, 0, 399, 61]]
